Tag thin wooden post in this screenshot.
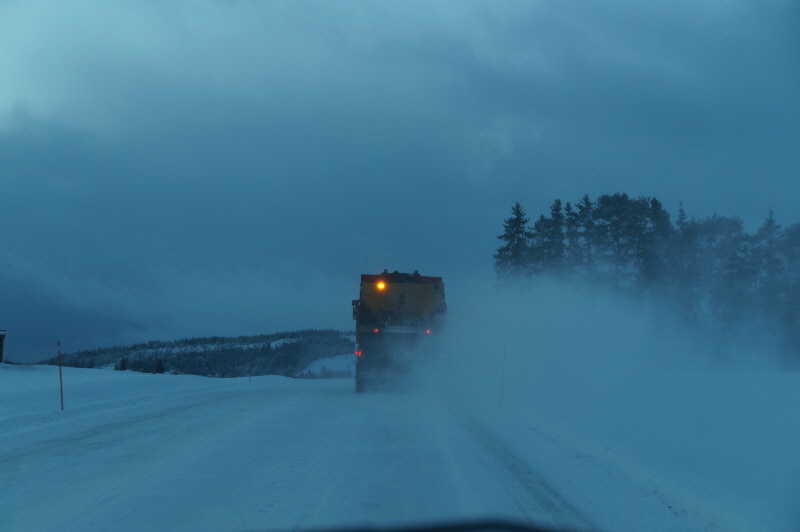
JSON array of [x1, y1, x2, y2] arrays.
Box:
[[57, 341, 64, 410]]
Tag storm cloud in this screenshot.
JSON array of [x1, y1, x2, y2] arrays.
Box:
[[1, 1, 798, 361]]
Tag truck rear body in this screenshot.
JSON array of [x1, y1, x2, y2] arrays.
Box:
[[352, 271, 446, 392]]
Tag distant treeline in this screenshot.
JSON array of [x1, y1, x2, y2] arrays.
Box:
[[495, 194, 800, 365], [41, 329, 354, 378]]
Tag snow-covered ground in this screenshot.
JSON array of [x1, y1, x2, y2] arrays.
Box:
[[2, 282, 798, 531], [1, 356, 798, 531], [300, 353, 356, 378]]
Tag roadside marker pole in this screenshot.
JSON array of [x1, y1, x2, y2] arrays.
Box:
[[57, 340, 64, 410], [499, 338, 507, 410]]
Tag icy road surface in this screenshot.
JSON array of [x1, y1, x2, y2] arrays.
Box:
[[1, 372, 590, 531], [1, 364, 797, 531]]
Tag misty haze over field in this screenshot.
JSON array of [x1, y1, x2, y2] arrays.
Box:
[[1, 1, 799, 361]]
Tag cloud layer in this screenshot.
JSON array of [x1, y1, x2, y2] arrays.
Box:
[[1, 1, 798, 360]]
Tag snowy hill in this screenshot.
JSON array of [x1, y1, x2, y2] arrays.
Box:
[[37, 330, 354, 378]]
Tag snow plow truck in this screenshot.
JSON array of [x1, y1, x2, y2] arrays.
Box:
[[352, 270, 446, 392]]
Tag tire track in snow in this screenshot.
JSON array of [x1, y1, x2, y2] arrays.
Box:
[[463, 418, 596, 532]]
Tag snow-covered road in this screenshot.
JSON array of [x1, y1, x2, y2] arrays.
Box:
[[2, 363, 799, 532], [1, 371, 592, 531]]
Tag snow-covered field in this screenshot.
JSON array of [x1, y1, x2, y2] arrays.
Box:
[[1, 355, 798, 531], [301, 353, 356, 377]]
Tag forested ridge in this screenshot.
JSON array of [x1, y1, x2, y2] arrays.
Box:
[[496, 194, 800, 366], [41, 329, 354, 378]]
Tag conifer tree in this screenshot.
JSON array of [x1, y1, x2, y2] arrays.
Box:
[[780, 224, 800, 361], [592, 193, 645, 286], [494, 202, 533, 278], [564, 201, 581, 272], [638, 198, 674, 284], [676, 202, 689, 234], [754, 210, 784, 309], [545, 199, 566, 268], [575, 195, 595, 274], [530, 199, 566, 272]]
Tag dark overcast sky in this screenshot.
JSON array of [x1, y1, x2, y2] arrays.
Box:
[[1, 1, 799, 361]]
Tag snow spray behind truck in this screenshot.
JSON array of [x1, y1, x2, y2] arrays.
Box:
[[352, 270, 446, 392]]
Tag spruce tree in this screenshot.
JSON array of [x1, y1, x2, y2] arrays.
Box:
[[593, 193, 639, 285], [564, 201, 581, 273], [530, 199, 566, 272], [495, 202, 533, 279], [575, 195, 595, 274], [676, 202, 689, 234], [781, 224, 800, 362], [638, 198, 674, 285], [754, 210, 784, 309], [545, 199, 566, 269]]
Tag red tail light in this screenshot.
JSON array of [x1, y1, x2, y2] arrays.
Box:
[[426, 329, 431, 334], [355, 350, 362, 357], [373, 328, 379, 333]]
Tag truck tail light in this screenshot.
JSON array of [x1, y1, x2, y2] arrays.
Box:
[[355, 350, 363, 357], [373, 328, 379, 333], [426, 329, 431, 334]]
